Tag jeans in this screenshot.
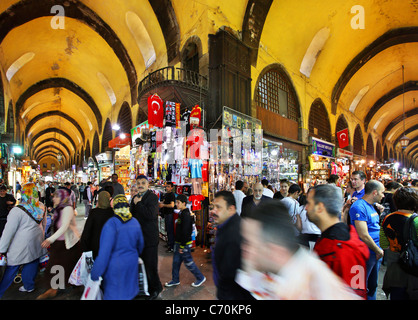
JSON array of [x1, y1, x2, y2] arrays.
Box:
[[0, 258, 39, 298], [83, 200, 92, 218], [172, 243, 204, 283], [365, 250, 382, 300]]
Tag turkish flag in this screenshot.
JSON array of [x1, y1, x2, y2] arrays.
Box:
[[337, 128, 349, 149], [147, 94, 164, 127]]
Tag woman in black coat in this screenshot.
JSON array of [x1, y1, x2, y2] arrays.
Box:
[[80, 191, 114, 259]]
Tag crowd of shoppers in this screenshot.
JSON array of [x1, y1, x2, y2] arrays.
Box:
[[0, 174, 416, 301]]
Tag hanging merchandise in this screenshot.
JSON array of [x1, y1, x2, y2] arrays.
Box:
[[181, 108, 191, 133], [114, 146, 131, 195], [164, 101, 180, 127], [190, 105, 202, 127], [189, 194, 205, 211], [147, 93, 164, 128]]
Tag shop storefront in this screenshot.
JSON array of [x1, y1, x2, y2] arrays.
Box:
[[95, 151, 113, 183], [308, 137, 336, 186], [86, 157, 99, 184], [262, 137, 301, 189], [114, 145, 131, 196], [214, 106, 263, 192], [336, 148, 353, 186], [108, 134, 131, 195]]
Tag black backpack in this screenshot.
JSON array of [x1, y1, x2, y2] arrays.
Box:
[[399, 213, 418, 277]]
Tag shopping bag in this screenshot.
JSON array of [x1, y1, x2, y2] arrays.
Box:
[[39, 253, 49, 272], [0, 254, 6, 283], [68, 255, 83, 286], [69, 251, 94, 286], [81, 274, 103, 300], [80, 251, 94, 285], [138, 258, 149, 296]]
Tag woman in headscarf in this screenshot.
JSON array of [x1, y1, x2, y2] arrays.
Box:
[[37, 188, 81, 300], [80, 191, 114, 259], [0, 183, 47, 297], [90, 194, 145, 300]]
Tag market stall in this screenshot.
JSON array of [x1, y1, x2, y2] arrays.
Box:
[[308, 137, 336, 186]]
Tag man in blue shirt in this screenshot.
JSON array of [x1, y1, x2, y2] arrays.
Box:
[[350, 170, 366, 200], [349, 180, 385, 300]]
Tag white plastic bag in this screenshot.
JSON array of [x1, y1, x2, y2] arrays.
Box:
[[81, 274, 103, 300], [138, 258, 149, 296], [69, 251, 94, 286], [0, 254, 7, 267]]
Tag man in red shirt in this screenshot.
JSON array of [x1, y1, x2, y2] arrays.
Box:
[[306, 184, 370, 299]]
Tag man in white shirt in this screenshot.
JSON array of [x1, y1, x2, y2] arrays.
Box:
[[261, 179, 274, 198], [233, 180, 248, 216], [280, 184, 302, 229]]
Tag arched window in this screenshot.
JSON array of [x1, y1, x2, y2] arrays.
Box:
[[85, 140, 91, 160], [182, 40, 200, 74], [366, 134, 374, 159], [376, 140, 382, 162], [309, 99, 331, 142], [117, 102, 132, 135], [92, 132, 99, 156], [353, 125, 364, 155], [255, 66, 300, 122], [102, 119, 112, 152], [383, 144, 389, 161]]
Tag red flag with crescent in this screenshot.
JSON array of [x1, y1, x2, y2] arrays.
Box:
[[148, 94, 164, 127], [337, 128, 349, 149]]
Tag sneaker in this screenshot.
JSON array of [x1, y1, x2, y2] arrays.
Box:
[[19, 286, 34, 293], [191, 277, 206, 287], [165, 280, 180, 287]]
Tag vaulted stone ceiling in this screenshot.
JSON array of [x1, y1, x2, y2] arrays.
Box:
[[0, 0, 417, 168]]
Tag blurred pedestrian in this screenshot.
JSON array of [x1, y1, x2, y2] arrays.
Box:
[[241, 183, 270, 218], [0, 183, 47, 297], [80, 191, 114, 259], [90, 194, 144, 300], [159, 182, 176, 253], [37, 189, 81, 299], [237, 200, 361, 300], [130, 175, 162, 300], [273, 179, 290, 200], [306, 184, 369, 299], [380, 187, 418, 300], [82, 182, 93, 219], [0, 184, 16, 237], [210, 191, 253, 300], [165, 195, 205, 288]]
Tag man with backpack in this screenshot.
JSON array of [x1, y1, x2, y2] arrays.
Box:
[[83, 182, 93, 219], [380, 187, 418, 300]]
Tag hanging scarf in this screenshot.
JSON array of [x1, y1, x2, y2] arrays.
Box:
[[112, 194, 132, 223], [52, 188, 72, 230], [19, 182, 44, 224]]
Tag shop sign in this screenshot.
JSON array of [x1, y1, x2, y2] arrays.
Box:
[[95, 151, 112, 163], [131, 121, 149, 147], [311, 137, 335, 158], [337, 148, 353, 159], [109, 134, 131, 149]]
